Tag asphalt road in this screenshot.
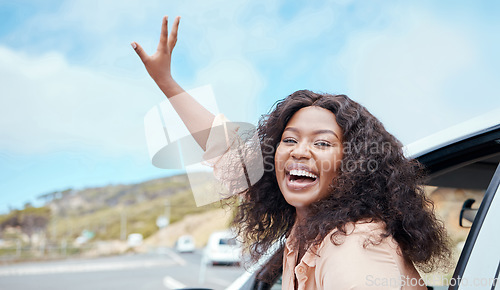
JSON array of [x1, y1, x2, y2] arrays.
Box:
[[0, 248, 247, 290]]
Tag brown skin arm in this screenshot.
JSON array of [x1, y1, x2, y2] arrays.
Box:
[[132, 16, 215, 151]]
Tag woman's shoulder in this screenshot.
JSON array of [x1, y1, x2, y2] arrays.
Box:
[[316, 221, 425, 289], [314, 222, 404, 288], [317, 220, 398, 261]]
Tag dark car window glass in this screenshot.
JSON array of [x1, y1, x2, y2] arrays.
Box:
[[220, 238, 237, 246]]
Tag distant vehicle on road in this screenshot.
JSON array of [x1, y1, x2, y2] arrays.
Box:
[[127, 233, 143, 247], [203, 230, 241, 266], [175, 235, 196, 253]]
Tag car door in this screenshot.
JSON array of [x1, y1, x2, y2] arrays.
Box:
[[450, 163, 500, 290]]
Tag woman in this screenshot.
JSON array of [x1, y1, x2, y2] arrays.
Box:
[[132, 16, 450, 289]]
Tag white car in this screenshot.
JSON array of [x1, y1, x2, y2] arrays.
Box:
[[203, 230, 241, 266], [227, 111, 500, 290], [175, 235, 196, 253], [126, 233, 143, 248]]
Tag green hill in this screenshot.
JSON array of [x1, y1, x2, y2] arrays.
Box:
[[1, 172, 229, 246]]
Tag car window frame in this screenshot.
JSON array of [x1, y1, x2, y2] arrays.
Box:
[[450, 163, 500, 290]]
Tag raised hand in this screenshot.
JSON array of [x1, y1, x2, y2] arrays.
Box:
[[132, 15, 215, 150], [132, 16, 181, 91]]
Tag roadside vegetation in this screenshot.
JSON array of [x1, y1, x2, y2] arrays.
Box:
[[0, 172, 231, 262]]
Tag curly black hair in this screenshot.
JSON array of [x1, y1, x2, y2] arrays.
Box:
[[232, 89, 451, 273]]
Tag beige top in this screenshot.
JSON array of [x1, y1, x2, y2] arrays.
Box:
[[283, 222, 426, 290]]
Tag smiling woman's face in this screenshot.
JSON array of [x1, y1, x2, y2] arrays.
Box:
[[274, 106, 343, 216]]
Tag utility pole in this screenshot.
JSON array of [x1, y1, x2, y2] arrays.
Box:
[[120, 208, 127, 241], [51, 216, 57, 247], [165, 200, 170, 226], [156, 200, 170, 230]]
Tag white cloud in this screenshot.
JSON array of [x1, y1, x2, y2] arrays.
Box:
[[336, 7, 500, 143], [0, 0, 282, 156], [0, 45, 162, 157], [192, 58, 266, 122], [175, 1, 338, 122], [2, 0, 341, 127], [4, 0, 499, 154]]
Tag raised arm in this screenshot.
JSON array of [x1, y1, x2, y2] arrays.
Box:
[[132, 16, 214, 151]]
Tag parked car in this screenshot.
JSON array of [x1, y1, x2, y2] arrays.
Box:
[[175, 235, 196, 253], [227, 111, 500, 290], [126, 233, 143, 248], [203, 230, 241, 266]]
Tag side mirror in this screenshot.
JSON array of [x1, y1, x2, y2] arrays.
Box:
[[459, 199, 478, 228]]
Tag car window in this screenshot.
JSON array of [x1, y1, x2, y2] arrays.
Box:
[[419, 151, 500, 288], [220, 238, 237, 246], [422, 186, 485, 287]]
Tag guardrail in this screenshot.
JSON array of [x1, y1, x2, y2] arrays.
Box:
[[0, 240, 93, 262]]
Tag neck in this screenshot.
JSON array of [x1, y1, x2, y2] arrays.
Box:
[[294, 207, 307, 226]]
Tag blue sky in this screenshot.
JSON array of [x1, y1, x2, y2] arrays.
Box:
[[1, 0, 499, 213]]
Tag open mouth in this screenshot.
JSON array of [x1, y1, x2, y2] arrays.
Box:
[[286, 169, 319, 190]]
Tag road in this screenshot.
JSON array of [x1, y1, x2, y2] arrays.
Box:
[[0, 248, 247, 290]]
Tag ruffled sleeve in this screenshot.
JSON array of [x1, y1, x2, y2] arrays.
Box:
[[201, 114, 264, 199]]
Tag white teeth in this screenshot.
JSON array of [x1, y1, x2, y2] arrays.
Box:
[[289, 169, 318, 179]]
